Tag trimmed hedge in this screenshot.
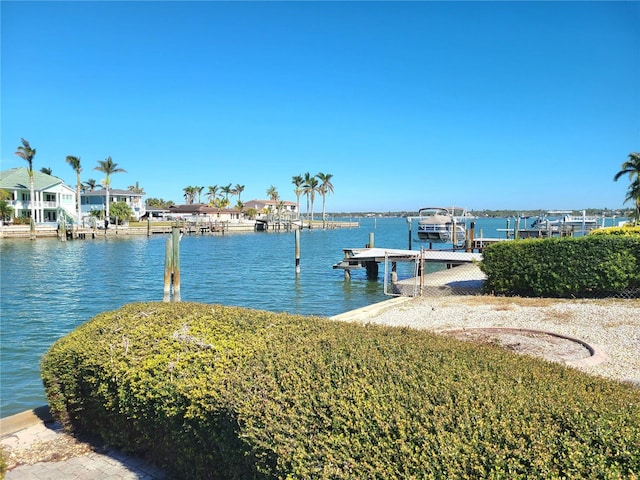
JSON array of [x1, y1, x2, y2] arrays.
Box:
[[480, 236, 640, 297], [41, 302, 640, 479], [590, 225, 640, 236]]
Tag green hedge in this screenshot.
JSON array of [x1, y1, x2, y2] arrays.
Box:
[[41, 302, 640, 479], [590, 225, 640, 236], [480, 236, 640, 297]]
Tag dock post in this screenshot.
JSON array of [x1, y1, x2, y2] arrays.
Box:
[[407, 217, 412, 250], [172, 226, 181, 302], [295, 229, 301, 275], [365, 261, 378, 279], [163, 234, 173, 302], [147, 218, 151, 236], [369, 232, 374, 248], [59, 219, 66, 242]]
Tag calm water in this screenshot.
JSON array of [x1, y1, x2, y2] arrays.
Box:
[[0, 215, 617, 417]]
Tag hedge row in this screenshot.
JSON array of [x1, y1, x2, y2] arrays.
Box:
[[41, 302, 640, 479], [480, 236, 640, 297], [589, 225, 640, 236]]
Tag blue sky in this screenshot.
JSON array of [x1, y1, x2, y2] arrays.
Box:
[[2, 1, 638, 212]]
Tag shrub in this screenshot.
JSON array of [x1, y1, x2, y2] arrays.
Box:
[[480, 236, 640, 297], [41, 302, 640, 479], [590, 225, 640, 236]]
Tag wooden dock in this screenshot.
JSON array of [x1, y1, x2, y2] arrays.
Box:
[[333, 247, 482, 279]]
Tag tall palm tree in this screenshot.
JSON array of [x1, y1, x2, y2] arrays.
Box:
[[66, 155, 82, 225], [266, 185, 279, 202], [316, 172, 334, 228], [306, 176, 319, 224], [14, 138, 36, 225], [206, 185, 219, 205], [614, 152, 640, 223], [183, 186, 196, 204], [233, 184, 245, 203], [302, 172, 313, 221], [623, 178, 640, 223], [292, 175, 303, 220], [195, 186, 204, 204], [221, 183, 233, 203], [83, 178, 97, 192], [94, 156, 127, 222]]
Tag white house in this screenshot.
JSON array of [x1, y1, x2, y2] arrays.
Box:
[[244, 199, 297, 216], [0, 167, 77, 223], [81, 189, 146, 221]]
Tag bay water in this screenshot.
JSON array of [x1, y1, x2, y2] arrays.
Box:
[[0, 215, 612, 417]]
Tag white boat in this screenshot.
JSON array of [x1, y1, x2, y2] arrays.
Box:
[[530, 210, 598, 234], [415, 207, 468, 247]]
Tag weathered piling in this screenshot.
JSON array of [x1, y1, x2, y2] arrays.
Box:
[[295, 229, 301, 275], [59, 219, 66, 242], [163, 226, 182, 302], [172, 226, 181, 301], [163, 234, 173, 302]]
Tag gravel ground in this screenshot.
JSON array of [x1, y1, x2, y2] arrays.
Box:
[[343, 296, 640, 385]]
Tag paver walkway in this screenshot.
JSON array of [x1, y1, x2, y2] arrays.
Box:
[[1, 409, 168, 480]]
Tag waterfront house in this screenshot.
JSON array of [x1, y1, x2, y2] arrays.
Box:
[[81, 189, 146, 221], [167, 204, 243, 222], [0, 167, 77, 224], [244, 199, 297, 216]]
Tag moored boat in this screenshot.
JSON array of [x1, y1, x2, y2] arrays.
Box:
[[414, 207, 468, 247]]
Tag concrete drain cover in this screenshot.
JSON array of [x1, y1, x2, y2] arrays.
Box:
[[439, 327, 606, 367]]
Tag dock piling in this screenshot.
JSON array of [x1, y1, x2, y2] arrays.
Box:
[[163, 227, 182, 302], [295, 229, 301, 275]]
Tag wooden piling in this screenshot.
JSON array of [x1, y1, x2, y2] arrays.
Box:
[[172, 226, 181, 302], [59, 219, 66, 242], [147, 218, 151, 237], [407, 217, 412, 250], [369, 232, 374, 248], [163, 235, 173, 302], [295, 229, 301, 275]]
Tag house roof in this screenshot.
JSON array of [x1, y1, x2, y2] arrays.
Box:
[[0, 167, 63, 191], [245, 199, 296, 206], [82, 189, 144, 197], [169, 204, 241, 214]]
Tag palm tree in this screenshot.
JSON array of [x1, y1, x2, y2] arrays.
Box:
[[622, 178, 640, 224], [292, 175, 303, 220], [83, 178, 97, 192], [266, 185, 279, 202], [233, 184, 245, 203], [221, 183, 233, 203], [316, 172, 334, 228], [40, 167, 52, 175], [66, 156, 82, 226], [206, 185, 219, 205], [195, 186, 204, 204], [127, 182, 145, 194], [305, 176, 319, 225], [614, 152, 640, 223], [302, 172, 313, 221], [94, 156, 127, 222], [14, 138, 36, 226], [183, 186, 196, 204]]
